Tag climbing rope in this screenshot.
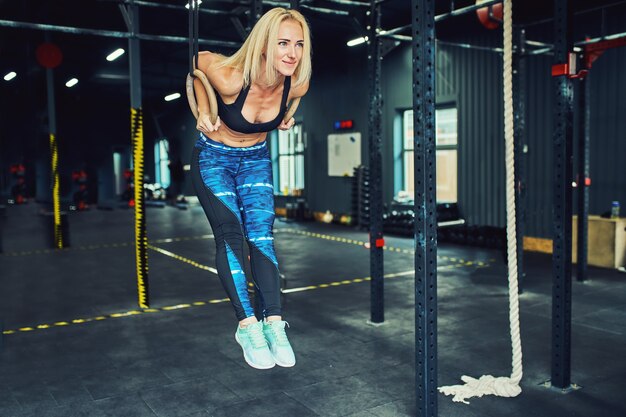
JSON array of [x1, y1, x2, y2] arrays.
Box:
[[438, 0, 523, 403]]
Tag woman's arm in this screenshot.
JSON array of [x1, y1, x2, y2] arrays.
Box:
[[193, 52, 221, 133], [290, 79, 310, 100], [194, 52, 246, 133], [278, 79, 310, 131]]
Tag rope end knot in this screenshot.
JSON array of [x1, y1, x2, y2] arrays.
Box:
[[439, 374, 522, 404]]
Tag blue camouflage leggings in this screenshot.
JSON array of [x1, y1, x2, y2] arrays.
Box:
[[191, 134, 280, 321]]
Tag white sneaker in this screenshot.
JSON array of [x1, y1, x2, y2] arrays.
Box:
[[235, 321, 275, 370], [263, 320, 296, 367]]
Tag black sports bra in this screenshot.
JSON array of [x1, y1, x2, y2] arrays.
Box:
[[215, 76, 291, 134]]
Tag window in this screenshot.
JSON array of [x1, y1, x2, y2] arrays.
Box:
[[113, 151, 123, 196], [272, 125, 305, 196], [402, 107, 458, 202], [154, 138, 170, 188]]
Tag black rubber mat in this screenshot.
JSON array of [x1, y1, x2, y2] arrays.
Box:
[[1, 204, 624, 416]]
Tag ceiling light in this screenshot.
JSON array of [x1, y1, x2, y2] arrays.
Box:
[[185, 0, 202, 9], [347, 36, 368, 47], [95, 72, 129, 81], [164, 92, 181, 102], [106, 48, 125, 62], [4, 71, 17, 81], [65, 78, 79, 88], [526, 40, 550, 47]]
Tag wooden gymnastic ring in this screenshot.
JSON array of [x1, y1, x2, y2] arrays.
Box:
[[186, 69, 218, 125]]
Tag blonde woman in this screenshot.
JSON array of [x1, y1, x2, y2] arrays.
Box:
[[190, 8, 311, 369]]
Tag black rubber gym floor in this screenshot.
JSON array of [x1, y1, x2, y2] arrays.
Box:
[[1, 203, 624, 417]]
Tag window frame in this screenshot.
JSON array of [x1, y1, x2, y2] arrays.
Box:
[[271, 124, 306, 196], [401, 105, 459, 203], [154, 137, 171, 189]]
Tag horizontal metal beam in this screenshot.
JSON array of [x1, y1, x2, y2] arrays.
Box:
[[576, 31, 626, 46], [99, 0, 234, 14], [300, 4, 351, 16], [263, 0, 321, 8], [266, 0, 353, 15], [437, 39, 503, 52], [197, 0, 251, 4], [377, 1, 503, 38], [263, 1, 293, 7], [138, 33, 240, 48], [0, 19, 240, 48], [385, 33, 410, 42], [379, 24, 410, 37], [523, 32, 626, 56], [261, 0, 316, 5], [377, 31, 504, 53], [524, 0, 626, 27], [132, 0, 232, 14], [435, 0, 501, 22], [526, 39, 552, 47], [380, 30, 625, 56], [324, 0, 369, 7], [527, 47, 553, 56], [0, 18, 129, 37]]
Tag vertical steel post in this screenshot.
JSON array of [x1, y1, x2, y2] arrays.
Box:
[[368, 0, 384, 324], [0, 205, 5, 351], [249, 0, 262, 32], [551, 0, 573, 390], [513, 26, 526, 293], [0, 206, 4, 254], [576, 76, 590, 282], [43, 33, 64, 250], [46, 64, 63, 249], [412, 0, 437, 414], [128, 1, 149, 308]]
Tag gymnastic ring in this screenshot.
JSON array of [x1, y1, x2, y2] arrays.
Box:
[[283, 97, 301, 124], [186, 69, 218, 125]]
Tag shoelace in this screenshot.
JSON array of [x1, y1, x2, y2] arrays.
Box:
[[247, 324, 268, 349], [268, 321, 290, 345]]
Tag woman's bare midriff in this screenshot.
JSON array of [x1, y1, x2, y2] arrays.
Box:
[[207, 123, 268, 148]]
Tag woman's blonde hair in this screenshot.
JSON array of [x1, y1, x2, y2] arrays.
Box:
[[217, 8, 312, 88]]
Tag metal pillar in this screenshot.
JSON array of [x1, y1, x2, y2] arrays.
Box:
[[40, 32, 65, 250], [0, 206, 4, 351], [551, 0, 574, 390], [576, 75, 590, 282], [412, 0, 437, 415], [127, 1, 149, 308], [367, 0, 384, 325], [0, 205, 4, 253], [248, 0, 263, 32], [513, 26, 527, 292], [0, 19, 240, 48], [46, 60, 64, 249]]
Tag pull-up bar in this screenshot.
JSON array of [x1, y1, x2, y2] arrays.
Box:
[[0, 19, 240, 48], [378, 0, 503, 42], [99, 0, 232, 15]]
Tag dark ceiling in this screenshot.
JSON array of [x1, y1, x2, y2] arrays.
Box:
[[1, 0, 625, 106]]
